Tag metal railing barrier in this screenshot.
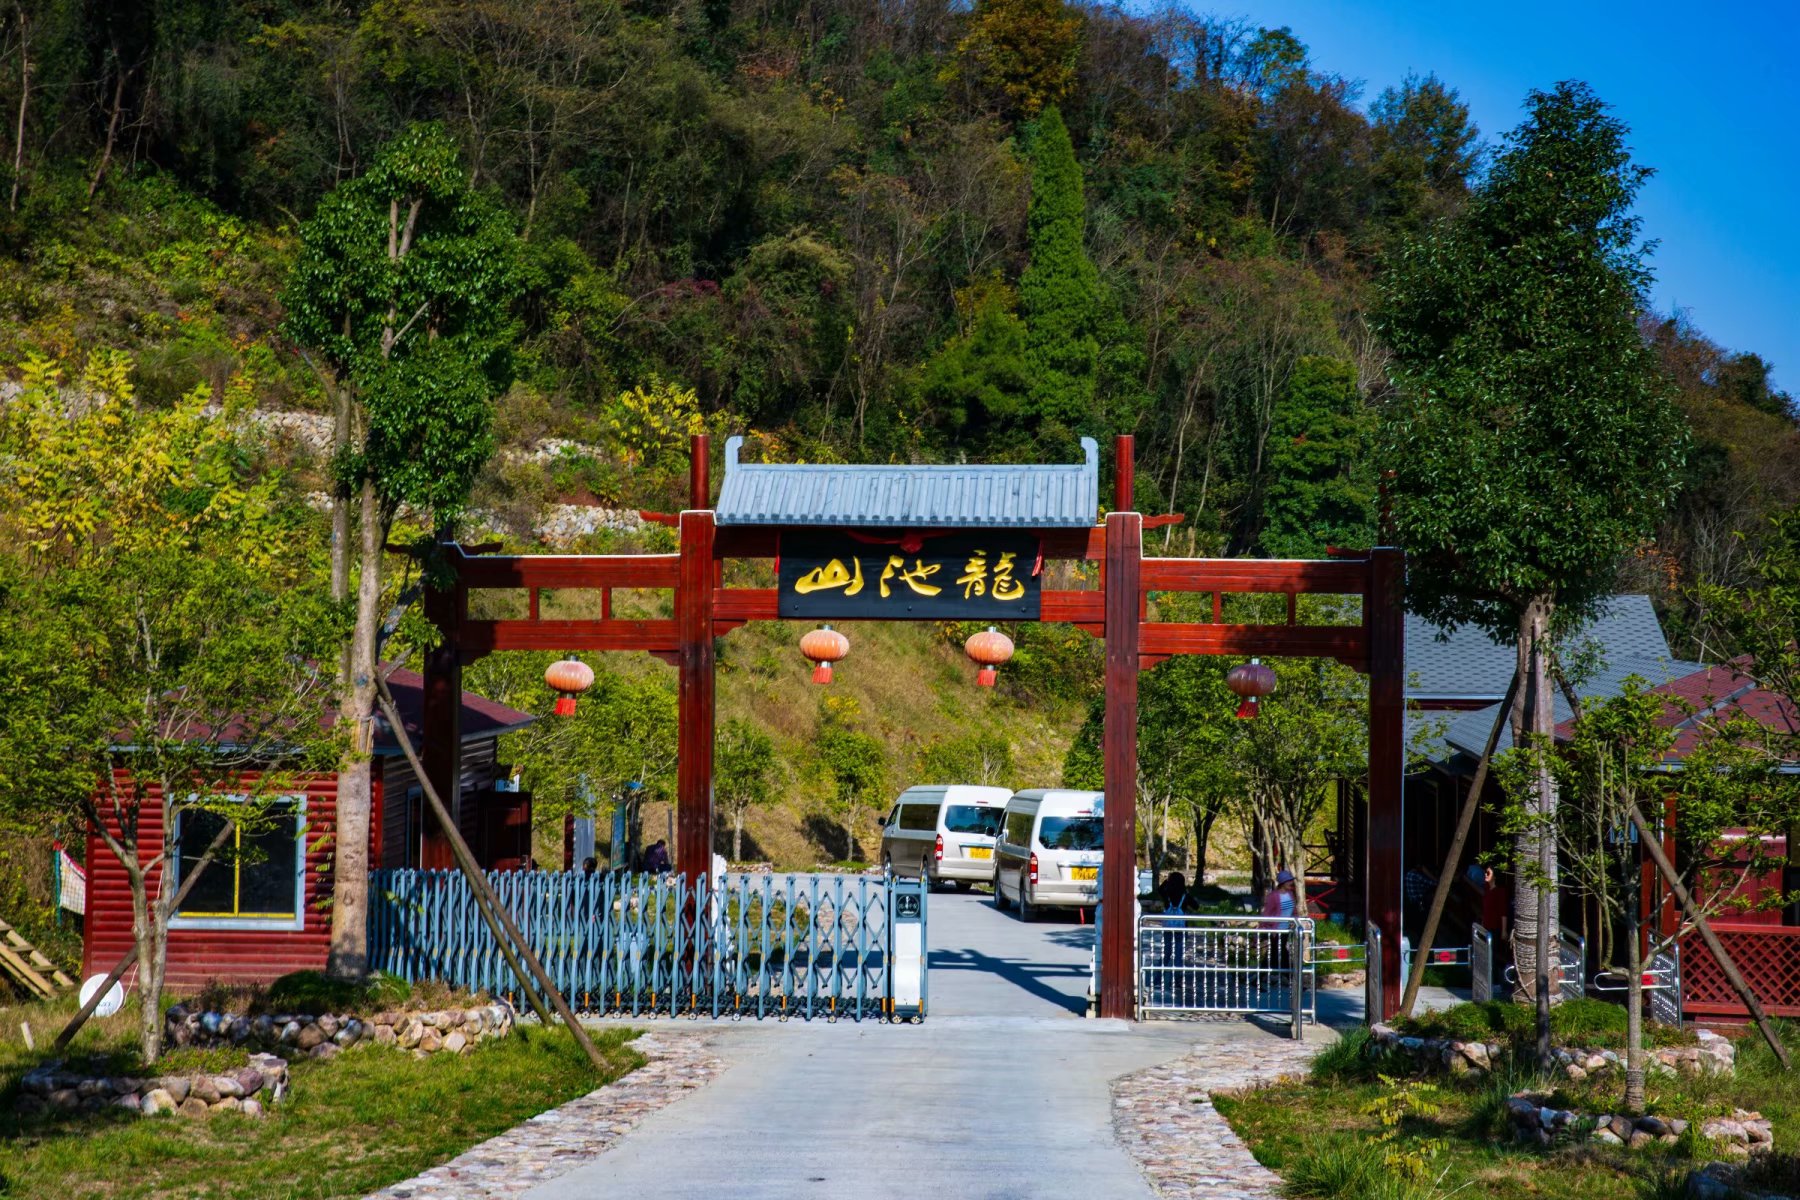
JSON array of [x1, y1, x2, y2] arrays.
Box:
[[1559, 926, 1587, 1001], [1472, 924, 1493, 1003], [368, 868, 916, 1022], [1649, 943, 1682, 1027], [1136, 914, 1314, 1039], [1366, 922, 1384, 1025]]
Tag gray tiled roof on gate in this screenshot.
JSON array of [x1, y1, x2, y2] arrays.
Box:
[[1407, 595, 1680, 704], [714, 435, 1100, 528]]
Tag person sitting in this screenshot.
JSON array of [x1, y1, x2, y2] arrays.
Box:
[[642, 839, 672, 874]]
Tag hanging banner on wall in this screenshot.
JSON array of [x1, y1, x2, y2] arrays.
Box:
[[778, 531, 1042, 620]]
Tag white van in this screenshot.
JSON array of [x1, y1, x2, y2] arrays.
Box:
[[992, 789, 1104, 919], [878, 785, 1012, 889]]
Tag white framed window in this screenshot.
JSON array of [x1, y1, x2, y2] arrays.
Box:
[[168, 796, 307, 932]]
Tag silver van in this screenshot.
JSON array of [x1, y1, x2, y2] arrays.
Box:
[[879, 785, 1012, 888], [992, 789, 1104, 919]]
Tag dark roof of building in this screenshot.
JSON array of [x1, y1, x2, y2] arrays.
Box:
[[1548, 660, 1800, 763], [713, 435, 1100, 528], [1407, 595, 1683, 705], [1439, 650, 1709, 759], [370, 669, 537, 755]]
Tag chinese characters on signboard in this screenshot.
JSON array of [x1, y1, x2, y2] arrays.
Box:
[[777, 532, 1041, 619]]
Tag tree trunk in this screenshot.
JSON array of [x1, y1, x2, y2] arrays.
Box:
[[1511, 597, 1560, 1016], [125, 866, 162, 1063], [733, 809, 743, 862], [1194, 809, 1213, 885], [9, 4, 30, 214], [326, 479, 385, 979], [87, 57, 131, 200], [1624, 901, 1646, 1114]]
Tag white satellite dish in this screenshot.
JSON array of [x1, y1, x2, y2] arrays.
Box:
[[79, 974, 125, 1018]]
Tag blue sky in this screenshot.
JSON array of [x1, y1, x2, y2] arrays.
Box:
[[1218, 1, 1797, 390]]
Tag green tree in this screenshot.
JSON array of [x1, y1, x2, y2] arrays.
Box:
[[1375, 82, 1687, 1041], [0, 353, 340, 1061], [816, 696, 886, 863], [1370, 72, 1482, 231], [1019, 105, 1099, 431], [948, 0, 1082, 122], [717, 718, 778, 863], [1516, 678, 1793, 1113], [916, 289, 1032, 441], [282, 121, 523, 980], [1258, 356, 1375, 558], [465, 654, 678, 856], [1065, 653, 1240, 885]]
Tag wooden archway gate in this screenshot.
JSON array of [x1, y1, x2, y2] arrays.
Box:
[[418, 436, 1406, 1021]]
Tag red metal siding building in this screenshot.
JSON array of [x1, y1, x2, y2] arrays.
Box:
[[82, 671, 535, 990]]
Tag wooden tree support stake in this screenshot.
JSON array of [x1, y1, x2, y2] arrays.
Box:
[[1627, 800, 1792, 1070], [1398, 668, 1522, 1020], [375, 676, 610, 1073]]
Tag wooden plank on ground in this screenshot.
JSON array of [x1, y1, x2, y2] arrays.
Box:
[[0, 917, 74, 988], [0, 940, 55, 999]]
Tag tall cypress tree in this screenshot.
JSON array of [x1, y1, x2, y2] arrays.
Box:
[[1019, 106, 1099, 430]]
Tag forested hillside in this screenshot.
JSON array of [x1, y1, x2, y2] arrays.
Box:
[[0, 0, 1794, 893]]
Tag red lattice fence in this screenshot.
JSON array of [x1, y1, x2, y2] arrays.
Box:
[[1681, 925, 1800, 1020]]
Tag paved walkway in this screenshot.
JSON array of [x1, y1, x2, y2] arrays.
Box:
[[374, 886, 1340, 1200]]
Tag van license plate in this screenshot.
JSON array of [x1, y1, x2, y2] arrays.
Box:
[[1071, 866, 1098, 881], [968, 846, 993, 860]]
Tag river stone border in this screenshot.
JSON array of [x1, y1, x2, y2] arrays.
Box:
[[365, 1030, 725, 1199], [1506, 1096, 1773, 1154], [167, 1002, 515, 1059], [1368, 1021, 1734, 1081], [17, 1051, 290, 1119], [1112, 1036, 1321, 1199]]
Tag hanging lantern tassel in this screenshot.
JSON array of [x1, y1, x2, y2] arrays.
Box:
[[964, 626, 1015, 687], [800, 625, 851, 684], [1226, 658, 1277, 720], [544, 658, 596, 716]]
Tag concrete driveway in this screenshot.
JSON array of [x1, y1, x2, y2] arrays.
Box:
[[524, 885, 1324, 1200]]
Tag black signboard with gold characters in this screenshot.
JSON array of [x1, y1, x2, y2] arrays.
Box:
[[778, 532, 1041, 620]]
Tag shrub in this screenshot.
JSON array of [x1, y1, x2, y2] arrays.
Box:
[[263, 970, 414, 1014], [1396, 998, 1694, 1052], [1311, 1027, 1379, 1084]]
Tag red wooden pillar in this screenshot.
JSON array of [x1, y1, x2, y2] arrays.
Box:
[[420, 563, 463, 871], [1101, 509, 1142, 1020], [1365, 546, 1405, 1019], [676, 509, 716, 885], [419, 645, 462, 869]]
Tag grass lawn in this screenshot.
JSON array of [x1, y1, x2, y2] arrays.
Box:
[[1216, 1011, 1800, 1200], [0, 990, 642, 1199]]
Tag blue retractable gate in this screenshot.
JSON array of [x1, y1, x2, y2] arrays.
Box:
[[368, 869, 919, 1021]]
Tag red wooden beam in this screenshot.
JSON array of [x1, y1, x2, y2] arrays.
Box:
[[454, 553, 680, 590], [1139, 557, 1369, 593], [1138, 623, 1367, 665], [1101, 511, 1141, 1020], [457, 619, 678, 655]]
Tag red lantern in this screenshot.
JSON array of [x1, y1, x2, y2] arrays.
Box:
[[1226, 658, 1276, 719], [964, 626, 1015, 687], [544, 658, 595, 716], [800, 625, 850, 684]]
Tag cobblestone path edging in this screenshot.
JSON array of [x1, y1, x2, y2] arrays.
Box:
[[1112, 1035, 1322, 1200], [365, 1031, 724, 1200]]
